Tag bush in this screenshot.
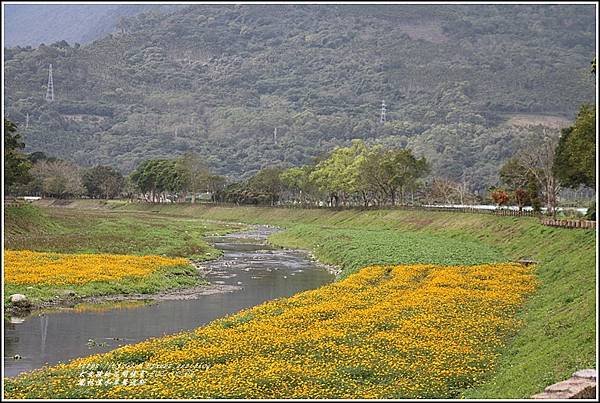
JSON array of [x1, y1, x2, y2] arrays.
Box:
[[584, 201, 595, 221]]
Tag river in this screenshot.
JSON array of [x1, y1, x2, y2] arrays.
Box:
[[3, 226, 335, 377]]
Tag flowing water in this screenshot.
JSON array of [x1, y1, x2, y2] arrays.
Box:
[[3, 226, 335, 377]]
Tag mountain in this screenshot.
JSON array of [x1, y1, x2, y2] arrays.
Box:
[[3, 4, 596, 190]]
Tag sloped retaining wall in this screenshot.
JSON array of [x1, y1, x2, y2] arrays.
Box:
[[540, 218, 596, 230], [531, 369, 597, 399]]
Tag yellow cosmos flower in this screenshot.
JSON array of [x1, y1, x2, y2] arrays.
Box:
[[4, 250, 188, 285], [5, 263, 537, 399]]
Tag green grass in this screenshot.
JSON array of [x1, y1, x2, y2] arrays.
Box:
[[111, 202, 596, 398], [5, 205, 243, 261], [4, 201, 596, 397], [269, 224, 505, 278], [3, 203, 59, 238]]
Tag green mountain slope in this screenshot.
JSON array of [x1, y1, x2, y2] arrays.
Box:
[[4, 4, 596, 190]]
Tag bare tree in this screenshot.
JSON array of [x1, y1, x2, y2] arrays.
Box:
[[100, 175, 123, 200], [426, 177, 477, 205], [452, 180, 475, 205], [31, 160, 85, 198], [428, 178, 458, 204], [176, 152, 209, 203], [514, 128, 561, 215]]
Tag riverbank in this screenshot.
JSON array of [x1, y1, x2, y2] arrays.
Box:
[[5, 201, 596, 398], [4, 251, 201, 317], [3, 204, 245, 314], [5, 261, 536, 399], [112, 202, 596, 398], [4, 203, 243, 259], [4, 220, 335, 379]]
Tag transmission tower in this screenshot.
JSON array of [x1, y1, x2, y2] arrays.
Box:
[[380, 100, 386, 124], [45, 64, 54, 102]]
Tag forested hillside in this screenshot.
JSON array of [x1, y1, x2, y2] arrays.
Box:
[[4, 4, 596, 191]]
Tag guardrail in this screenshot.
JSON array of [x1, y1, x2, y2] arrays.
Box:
[[248, 203, 595, 228], [395, 205, 540, 217]]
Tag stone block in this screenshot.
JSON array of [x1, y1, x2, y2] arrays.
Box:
[[573, 369, 597, 381]]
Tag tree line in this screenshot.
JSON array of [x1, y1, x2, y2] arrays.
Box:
[[129, 154, 225, 203], [4, 129, 226, 202], [215, 140, 430, 207], [4, 53, 595, 219]]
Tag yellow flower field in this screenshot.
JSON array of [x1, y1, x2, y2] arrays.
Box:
[[5, 263, 537, 399], [4, 250, 189, 286]]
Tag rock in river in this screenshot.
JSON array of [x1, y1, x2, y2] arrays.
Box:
[[9, 294, 31, 308]]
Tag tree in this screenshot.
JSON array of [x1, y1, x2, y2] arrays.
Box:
[[280, 166, 312, 205], [130, 160, 157, 201], [4, 119, 32, 190], [426, 177, 476, 205], [427, 178, 458, 204], [499, 157, 529, 190], [206, 174, 226, 202], [552, 56, 596, 191], [130, 159, 182, 202], [553, 104, 595, 189], [310, 139, 369, 207], [513, 129, 561, 215], [360, 145, 429, 206], [248, 167, 284, 206], [30, 160, 85, 198], [491, 189, 510, 207], [499, 157, 537, 211], [513, 188, 530, 211], [449, 179, 475, 205], [122, 175, 139, 202], [82, 166, 124, 199], [131, 157, 224, 203], [176, 152, 209, 203], [526, 172, 542, 212]]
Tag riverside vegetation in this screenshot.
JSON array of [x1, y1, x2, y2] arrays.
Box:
[[3, 3, 595, 399], [4, 250, 191, 308], [5, 262, 536, 399], [3, 201, 596, 398], [3, 203, 242, 309]]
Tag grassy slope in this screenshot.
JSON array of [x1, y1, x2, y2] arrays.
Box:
[[3, 204, 243, 307], [5, 204, 242, 260], [268, 224, 505, 278], [114, 202, 596, 398]]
